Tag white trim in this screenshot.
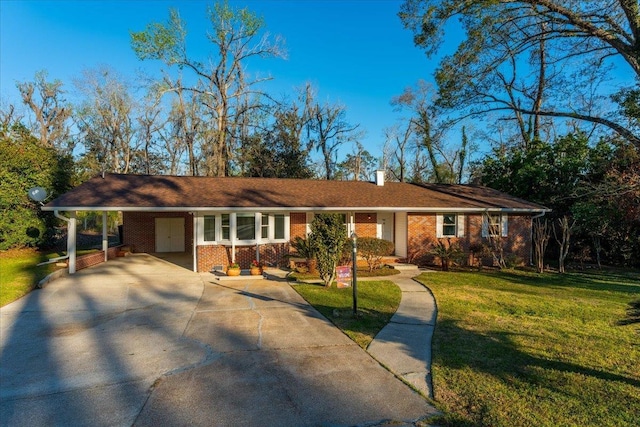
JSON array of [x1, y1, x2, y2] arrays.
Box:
[[195, 211, 290, 245], [436, 214, 444, 238], [43, 206, 550, 214]]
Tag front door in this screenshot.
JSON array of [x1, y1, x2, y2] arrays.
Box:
[[377, 212, 394, 242], [155, 218, 185, 252]]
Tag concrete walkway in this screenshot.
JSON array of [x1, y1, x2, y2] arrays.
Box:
[[366, 267, 437, 399]]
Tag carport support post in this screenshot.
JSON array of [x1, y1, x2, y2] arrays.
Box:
[[68, 211, 77, 274], [102, 211, 108, 262], [351, 232, 358, 315]]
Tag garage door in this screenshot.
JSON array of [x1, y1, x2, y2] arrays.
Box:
[[155, 218, 185, 252]]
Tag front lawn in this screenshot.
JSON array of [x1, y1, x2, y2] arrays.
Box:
[[0, 247, 101, 307], [416, 268, 640, 427], [0, 249, 57, 306], [293, 280, 401, 348]]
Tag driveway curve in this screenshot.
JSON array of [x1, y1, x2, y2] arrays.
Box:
[[1, 254, 437, 426]]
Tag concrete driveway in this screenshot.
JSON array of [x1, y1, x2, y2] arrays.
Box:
[[1, 254, 437, 426]]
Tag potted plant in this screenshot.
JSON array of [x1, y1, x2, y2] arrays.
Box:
[[226, 262, 241, 276], [250, 260, 262, 275]]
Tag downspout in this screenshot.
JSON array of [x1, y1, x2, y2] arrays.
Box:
[[53, 210, 76, 274], [192, 213, 197, 272], [530, 211, 547, 265]]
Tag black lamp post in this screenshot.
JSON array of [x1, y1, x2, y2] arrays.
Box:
[[351, 231, 358, 315]]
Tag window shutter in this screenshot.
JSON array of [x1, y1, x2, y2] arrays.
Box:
[[501, 214, 508, 237], [436, 214, 443, 238], [481, 216, 488, 237], [457, 214, 465, 237]]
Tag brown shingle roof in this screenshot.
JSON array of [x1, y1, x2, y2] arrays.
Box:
[[43, 173, 548, 212]]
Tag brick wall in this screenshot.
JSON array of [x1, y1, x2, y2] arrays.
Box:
[[196, 243, 289, 272], [407, 213, 532, 267], [122, 212, 193, 253], [290, 213, 307, 239], [407, 213, 437, 265], [75, 246, 121, 271], [355, 212, 377, 237]]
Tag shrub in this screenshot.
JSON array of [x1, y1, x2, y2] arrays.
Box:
[[357, 237, 394, 272], [308, 213, 347, 287], [430, 238, 464, 271], [0, 131, 74, 250]]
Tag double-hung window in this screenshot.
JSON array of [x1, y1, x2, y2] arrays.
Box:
[[203, 216, 216, 242], [482, 213, 508, 237], [236, 213, 255, 240], [436, 214, 465, 238]]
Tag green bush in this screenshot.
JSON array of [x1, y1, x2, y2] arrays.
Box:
[[357, 237, 394, 272], [308, 213, 347, 287], [0, 130, 74, 250], [430, 238, 464, 271]]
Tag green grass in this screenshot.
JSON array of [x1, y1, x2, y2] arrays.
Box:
[[293, 280, 402, 348], [0, 248, 101, 307], [0, 249, 57, 306], [415, 268, 640, 427]]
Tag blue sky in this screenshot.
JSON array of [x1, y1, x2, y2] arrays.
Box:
[[1, 0, 446, 160]]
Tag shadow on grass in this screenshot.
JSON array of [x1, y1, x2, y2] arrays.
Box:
[[472, 269, 640, 295], [617, 299, 640, 326], [434, 318, 640, 391]]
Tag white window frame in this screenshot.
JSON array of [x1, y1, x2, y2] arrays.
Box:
[[482, 213, 508, 238], [436, 214, 465, 238], [197, 212, 289, 245]]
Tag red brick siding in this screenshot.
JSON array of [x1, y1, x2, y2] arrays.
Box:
[[122, 212, 193, 253], [196, 243, 289, 272], [75, 246, 121, 271], [355, 213, 377, 237], [290, 213, 307, 239], [407, 213, 532, 267]]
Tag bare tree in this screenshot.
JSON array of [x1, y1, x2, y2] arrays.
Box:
[[553, 215, 576, 274], [483, 212, 507, 269], [308, 101, 360, 180], [75, 67, 137, 174], [131, 2, 286, 176], [391, 80, 471, 183], [17, 70, 73, 153], [384, 123, 413, 182], [533, 217, 550, 273]]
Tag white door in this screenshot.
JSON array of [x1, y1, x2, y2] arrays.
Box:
[[377, 212, 394, 242], [155, 218, 185, 252], [394, 212, 407, 258]]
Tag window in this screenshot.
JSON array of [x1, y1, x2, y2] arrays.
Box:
[[442, 214, 456, 236], [221, 214, 230, 240], [437, 214, 464, 237], [203, 216, 216, 242], [261, 214, 269, 239], [236, 213, 255, 240], [274, 214, 285, 239], [482, 213, 508, 237], [199, 213, 288, 244]]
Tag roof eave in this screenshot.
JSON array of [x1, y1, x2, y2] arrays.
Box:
[[42, 206, 551, 213]]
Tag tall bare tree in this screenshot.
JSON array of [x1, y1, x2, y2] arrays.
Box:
[[308, 101, 360, 180], [131, 1, 286, 176], [75, 67, 137, 175], [17, 70, 73, 153], [392, 80, 471, 183]]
